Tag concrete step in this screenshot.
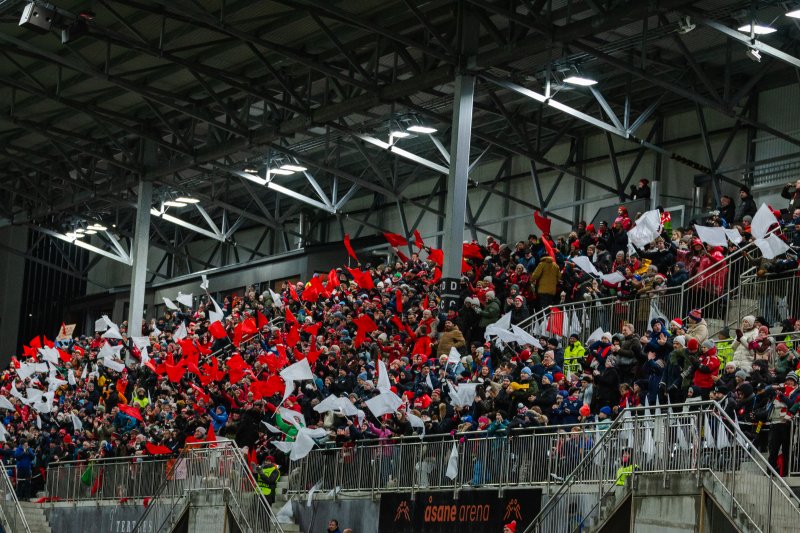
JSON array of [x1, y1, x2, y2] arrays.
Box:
[[18, 502, 53, 533]]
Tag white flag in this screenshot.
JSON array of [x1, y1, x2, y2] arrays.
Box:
[[601, 271, 626, 285], [447, 347, 461, 365], [570, 311, 582, 335], [724, 228, 742, 244], [67, 369, 76, 386], [694, 225, 728, 247], [306, 479, 323, 507], [278, 408, 306, 428], [35, 415, 41, 429], [101, 357, 126, 373], [17, 363, 38, 381], [703, 416, 716, 449], [751, 203, 778, 239], [449, 382, 479, 408], [262, 421, 285, 435], [173, 322, 188, 341], [71, 413, 83, 432], [377, 359, 391, 393], [586, 327, 604, 345], [94, 317, 108, 332], [270, 288, 285, 309], [291, 428, 327, 461], [406, 411, 425, 437], [163, 297, 179, 310], [176, 292, 193, 308], [200, 274, 209, 290], [754, 234, 790, 260], [572, 255, 600, 277], [102, 327, 123, 340], [0, 423, 7, 442], [716, 422, 731, 449], [39, 347, 60, 365], [510, 325, 542, 349], [365, 391, 403, 418], [445, 442, 459, 480], [484, 312, 512, 341], [0, 396, 14, 411], [279, 359, 315, 404], [207, 296, 225, 323], [81, 364, 88, 380]]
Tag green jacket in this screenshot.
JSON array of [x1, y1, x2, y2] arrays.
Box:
[[477, 298, 501, 328], [275, 413, 300, 442]]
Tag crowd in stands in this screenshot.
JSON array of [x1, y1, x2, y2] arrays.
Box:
[[2, 182, 800, 503]]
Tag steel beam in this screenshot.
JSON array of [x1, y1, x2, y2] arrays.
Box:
[[128, 179, 152, 336]]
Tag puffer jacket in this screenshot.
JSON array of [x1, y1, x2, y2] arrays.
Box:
[[531, 256, 561, 296], [685, 320, 709, 345], [732, 327, 758, 373]]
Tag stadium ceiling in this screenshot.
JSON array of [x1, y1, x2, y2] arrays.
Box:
[[1, 0, 799, 281]]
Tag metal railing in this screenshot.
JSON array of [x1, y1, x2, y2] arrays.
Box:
[[0, 464, 30, 533], [286, 421, 616, 497], [520, 260, 799, 349], [131, 439, 284, 533], [524, 402, 800, 533], [46, 456, 170, 501]]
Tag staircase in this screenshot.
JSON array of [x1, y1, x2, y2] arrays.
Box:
[[524, 402, 800, 533], [130, 440, 286, 533], [17, 503, 51, 533], [270, 478, 302, 533], [0, 466, 31, 533]]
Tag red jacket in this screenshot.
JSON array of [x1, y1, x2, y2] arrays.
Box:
[[693, 349, 720, 389]]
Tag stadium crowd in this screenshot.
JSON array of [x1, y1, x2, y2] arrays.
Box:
[[2, 183, 800, 502]]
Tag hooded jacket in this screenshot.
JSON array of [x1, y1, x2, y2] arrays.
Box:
[[531, 256, 561, 296]]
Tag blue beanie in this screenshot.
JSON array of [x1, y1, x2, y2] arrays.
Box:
[[599, 406, 612, 416], [543, 373, 554, 383]]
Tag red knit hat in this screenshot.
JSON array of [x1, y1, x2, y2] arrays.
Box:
[[670, 318, 683, 329], [687, 338, 699, 352], [504, 520, 517, 532]]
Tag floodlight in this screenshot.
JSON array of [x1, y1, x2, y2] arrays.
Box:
[[737, 23, 777, 35], [163, 201, 187, 208], [407, 125, 438, 134]]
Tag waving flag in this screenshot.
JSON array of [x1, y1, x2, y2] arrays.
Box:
[[534, 211, 552, 236], [413, 229, 424, 249], [343, 233, 359, 262], [383, 232, 408, 247]]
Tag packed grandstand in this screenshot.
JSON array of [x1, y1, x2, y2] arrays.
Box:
[[3, 189, 800, 513]]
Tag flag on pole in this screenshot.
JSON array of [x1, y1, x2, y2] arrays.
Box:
[[445, 443, 459, 480], [343, 234, 359, 262]]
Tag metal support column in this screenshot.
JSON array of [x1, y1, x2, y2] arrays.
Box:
[[651, 120, 664, 211], [440, 73, 475, 310], [128, 179, 153, 337], [440, 3, 477, 311]]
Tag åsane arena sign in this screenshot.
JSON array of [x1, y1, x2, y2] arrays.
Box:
[[379, 488, 542, 532]]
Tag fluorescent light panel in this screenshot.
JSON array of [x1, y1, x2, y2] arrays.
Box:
[[407, 125, 438, 134], [84, 229, 97, 235], [389, 130, 411, 138], [175, 197, 200, 204], [164, 201, 187, 207], [787, 9, 800, 18], [563, 75, 598, 86], [737, 23, 777, 35], [280, 164, 308, 172], [269, 168, 294, 175]]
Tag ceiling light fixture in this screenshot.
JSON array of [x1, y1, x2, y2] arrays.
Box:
[[74, 228, 84, 233], [563, 74, 598, 86], [746, 47, 762, 62], [787, 8, 800, 18], [175, 197, 200, 204], [389, 130, 411, 138], [84, 229, 97, 235], [407, 125, 438, 134], [737, 23, 777, 35], [88, 224, 107, 231], [269, 168, 294, 176], [163, 201, 187, 208], [280, 164, 308, 172]]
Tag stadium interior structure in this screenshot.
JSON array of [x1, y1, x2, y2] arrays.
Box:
[[0, 1, 799, 532]]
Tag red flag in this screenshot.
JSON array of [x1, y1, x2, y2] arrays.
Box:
[[396, 250, 410, 263], [431, 268, 442, 285], [145, 442, 174, 455], [301, 284, 319, 303], [534, 211, 552, 236], [288, 284, 299, 302], [327, 269, 340, 289], [412, 336, 432, 356], [241, 317, 258, 336], [547, 307, 564, 336], [309, 275, 328, 298], [413, 229, 424, 249], [257, 311, 270, 329], [207, 423, 217, 447], [286, 323, 300, 348], [29, 336, 41, 350], [427, 248, 443, 267], [353, 314, 378, 347], [208, 321, 228, 340], [143, 497, 152, 508], [383, 232, 408, 248], [226, 353, 249, 384], [346, 267, 374, 290], [42, 336, 54, 348], [118, 404, 144, 422], [284, 307, 297, 325], [232, 322, 243, 347], [57, 349, 72, 363], [343, 233, 359, 262], [395, 290, 403, 313], [542, 237, 557, 262], [462, 243, 483, 260], [164, 363, 186, 384], [248, 446, 258, 466], [91, 468, 104, 495]]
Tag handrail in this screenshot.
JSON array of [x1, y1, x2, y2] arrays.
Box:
[[0, 463, 31, 533], [523, 401, 800, 533], [131, 438, 284, 533]]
